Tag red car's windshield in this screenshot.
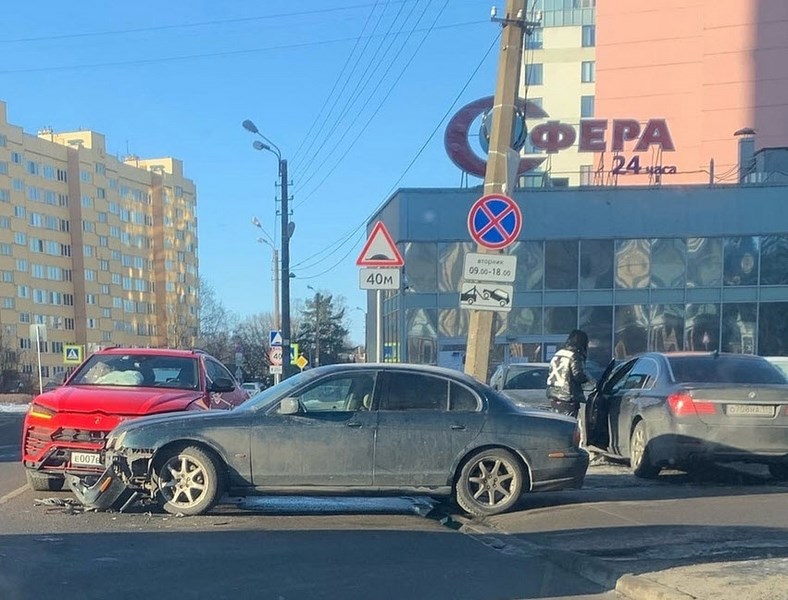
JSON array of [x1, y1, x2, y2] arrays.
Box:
[[70, 354, 200, 390]]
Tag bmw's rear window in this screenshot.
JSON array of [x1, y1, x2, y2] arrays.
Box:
[[668, 356, 787, 384]]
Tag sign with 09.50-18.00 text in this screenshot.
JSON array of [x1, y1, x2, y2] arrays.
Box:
[[463, 253, 517, 283]]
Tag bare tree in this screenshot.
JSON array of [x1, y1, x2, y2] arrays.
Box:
[[196, 277, 237, 364], [233, 312, 277, 381]]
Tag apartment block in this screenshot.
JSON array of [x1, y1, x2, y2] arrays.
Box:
[[0, 100, 199, 385]]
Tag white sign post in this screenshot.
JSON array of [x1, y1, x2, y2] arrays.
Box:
[[29, 324, 47, 395]]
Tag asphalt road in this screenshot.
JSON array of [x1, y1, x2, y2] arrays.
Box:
[[0, 413, 616, 600], [5, 411, 786, 600]]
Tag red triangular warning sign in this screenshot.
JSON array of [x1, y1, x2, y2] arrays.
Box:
[[356, 221, 404, 267]]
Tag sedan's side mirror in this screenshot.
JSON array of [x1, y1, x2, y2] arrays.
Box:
[[209, 377, 236, 393], [279, 397, 301, 415]]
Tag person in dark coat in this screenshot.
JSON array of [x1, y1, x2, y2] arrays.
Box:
[[546, 329, 595, 418]]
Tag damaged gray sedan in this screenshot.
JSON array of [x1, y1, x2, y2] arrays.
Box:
[[68, 364, 587, 517]]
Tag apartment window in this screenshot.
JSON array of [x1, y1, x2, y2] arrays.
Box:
[[81, 195, 93, 208], [97, 188, 106, 199], [17, 285, 29, 299], [26, 161, 39, 175], [101, 284, 110, 295], [3, 298, 14, 309], [14, 205, 26, 218], [16, 259, 27, 272], [580, 165, 593, 186], [2, 271, 12, 283], [0, 162, 7, 175], [80, 170, 92, 183], [84, 269, 97, 281], [95, 162, 106, 176], [20, 339, 32, 350], [65, 318, 75, 330], [99, 259, 110, 271], [0, 216, 8, 229], [525, 63, 544, 86], [0, 134, 6, 146], [102, 308, 111, 318], [51, 341, 63, 354], [175, 186, 183, 198], [0, 189, 9, 202], [525, 28, 543, 49], [61, 244, 71, 257], [82, 221, 94, 233], [0, 243, 12, 256], [86, 293, 97, 305], [99, 236, 108, 247], [581, 61, 595, 83], [43, 165, 55, 179], [582, 25, 595, 47], [11, 152, 22, 164], [64, 294, 74, 306], [87, 318, 97, 329], [15, 231, 27, 245], [581, 95, 595, 118]]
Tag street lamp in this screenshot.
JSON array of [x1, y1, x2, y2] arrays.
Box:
[[244, 119, 293, 378], [252, 217, 280, 331], [307, 285, 321, 368]]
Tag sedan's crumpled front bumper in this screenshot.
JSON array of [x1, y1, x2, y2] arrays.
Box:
[[67, 465, 131, 511]]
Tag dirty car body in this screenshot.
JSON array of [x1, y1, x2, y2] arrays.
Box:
[[23, 347, 247, 491], [70, 363, 588, 517], [585, 352, 788, 479]]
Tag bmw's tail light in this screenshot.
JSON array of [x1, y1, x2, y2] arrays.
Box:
[[572, 427, 581, 448], [667, 393, 716, 416], [28, 403, 56, 420]]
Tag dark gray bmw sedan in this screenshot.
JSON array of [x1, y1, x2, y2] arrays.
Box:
[[69, 364, 588, 517]]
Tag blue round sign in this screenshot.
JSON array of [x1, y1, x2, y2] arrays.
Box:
[[467, 194, 522, 250]]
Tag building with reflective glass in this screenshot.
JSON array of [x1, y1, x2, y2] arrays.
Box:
[[366, 182, 788, 374]]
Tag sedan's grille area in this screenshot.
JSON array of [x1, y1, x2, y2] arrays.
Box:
[[24, 426, 51, 456], [52, 428, 109, 443]]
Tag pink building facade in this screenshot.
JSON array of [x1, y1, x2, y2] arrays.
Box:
[[594, 0, 788, 185]]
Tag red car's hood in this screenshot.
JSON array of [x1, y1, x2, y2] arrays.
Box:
[[34, 385, 203, 416]]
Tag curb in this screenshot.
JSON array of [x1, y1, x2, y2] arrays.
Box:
[[444, 514, 696, 600]]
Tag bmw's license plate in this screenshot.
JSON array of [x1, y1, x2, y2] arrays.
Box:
[[71, 452, 102, 467], [726, 404, 775, 417]]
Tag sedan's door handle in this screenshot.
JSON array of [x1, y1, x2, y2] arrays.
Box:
[[450, 424, 466, 431], [346, 421, 363, 428]]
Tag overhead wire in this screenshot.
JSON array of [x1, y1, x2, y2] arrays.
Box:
[[0, 0, 424, 44], [291, 30, 500, 279], [291, 0, 420, 179], [289, 0, 384, 167], [0, 20, 485, 75]]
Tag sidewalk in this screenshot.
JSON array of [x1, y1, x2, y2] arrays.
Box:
[[466, 462, 788, 600], [0, 394, 32, 412]]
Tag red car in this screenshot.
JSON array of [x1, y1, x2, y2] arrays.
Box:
[[22, 347, 248, 491]]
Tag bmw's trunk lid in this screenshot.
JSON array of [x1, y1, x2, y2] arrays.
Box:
[[683, 384, 788, 426]]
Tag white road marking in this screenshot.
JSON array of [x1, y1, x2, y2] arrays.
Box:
[[0, 484, 28, 505]]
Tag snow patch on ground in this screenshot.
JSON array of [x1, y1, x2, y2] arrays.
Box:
[[0, 403, 29, 413]]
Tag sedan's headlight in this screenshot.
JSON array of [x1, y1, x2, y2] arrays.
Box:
[[107, 430, 127, 451]]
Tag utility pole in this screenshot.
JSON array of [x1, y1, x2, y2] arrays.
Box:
[[314, 292, 321, 368], [272, 248, 280, 331], [280, 159, 292, 379], [464, 0, 529, 382]]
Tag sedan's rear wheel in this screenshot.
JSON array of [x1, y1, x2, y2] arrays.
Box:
[[455, 448, 524, 517], [769, 463, 788, 481], [630, 420, 660, 478], [154, 446, 221, 516]]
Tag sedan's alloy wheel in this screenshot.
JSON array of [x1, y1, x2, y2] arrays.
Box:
[[456, 448, 524, 517], [630, 420, 660, 478], [156, 446, 221, 515]]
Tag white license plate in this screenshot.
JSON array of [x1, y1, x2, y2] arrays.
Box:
[[71, 452, 103, 467], [726, 404, 775, 417]]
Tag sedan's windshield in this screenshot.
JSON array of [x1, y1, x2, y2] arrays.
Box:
[[235, 369, 322, 411], [669, 356, 787, 385]]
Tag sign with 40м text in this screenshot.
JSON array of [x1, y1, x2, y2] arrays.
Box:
[[359, 268, 400, 290]]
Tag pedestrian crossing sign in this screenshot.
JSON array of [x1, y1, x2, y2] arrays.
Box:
[[63, 344, 84, 364]]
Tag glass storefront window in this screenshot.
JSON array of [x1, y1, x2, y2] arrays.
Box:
[[403, 243, 437, 293], [406, 308, 437, 364], [760, 235, 788, 285], [505, 306, 543, 336], [615, 239, 650, 289], [721, 303, 756, 354], [510, 240, 544, 291], [758, 302, 788, 356], [545, 240, 578, 289], [686, 237, 722, 287], [438, 308, 468, 338], [614, 304, 648, 359], [650, 238, 686, 288], [438, 242, 474, 292], [579, 239, 613, 289], [648, 304, 684, 353], [544, 306, 577, 334], [723, 237, 759, 286], [579, 305, 612, 367], [684, 303, 720, 351]]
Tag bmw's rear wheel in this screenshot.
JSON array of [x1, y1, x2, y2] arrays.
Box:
[[155, 446, 221, 516], [25, 470, 65, 492], [455, 448, 524, 517], [630, 420, 660, 478]]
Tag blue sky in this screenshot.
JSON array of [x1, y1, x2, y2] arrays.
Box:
[[1, 0, 500, 344]]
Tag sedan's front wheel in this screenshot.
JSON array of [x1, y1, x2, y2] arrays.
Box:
[[154, 445, 221, 516], [630, 420, 660, 478], [455, 448, 524, 517]]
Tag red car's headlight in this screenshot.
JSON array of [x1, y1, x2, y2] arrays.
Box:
[[28, 403, 56, 420]]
